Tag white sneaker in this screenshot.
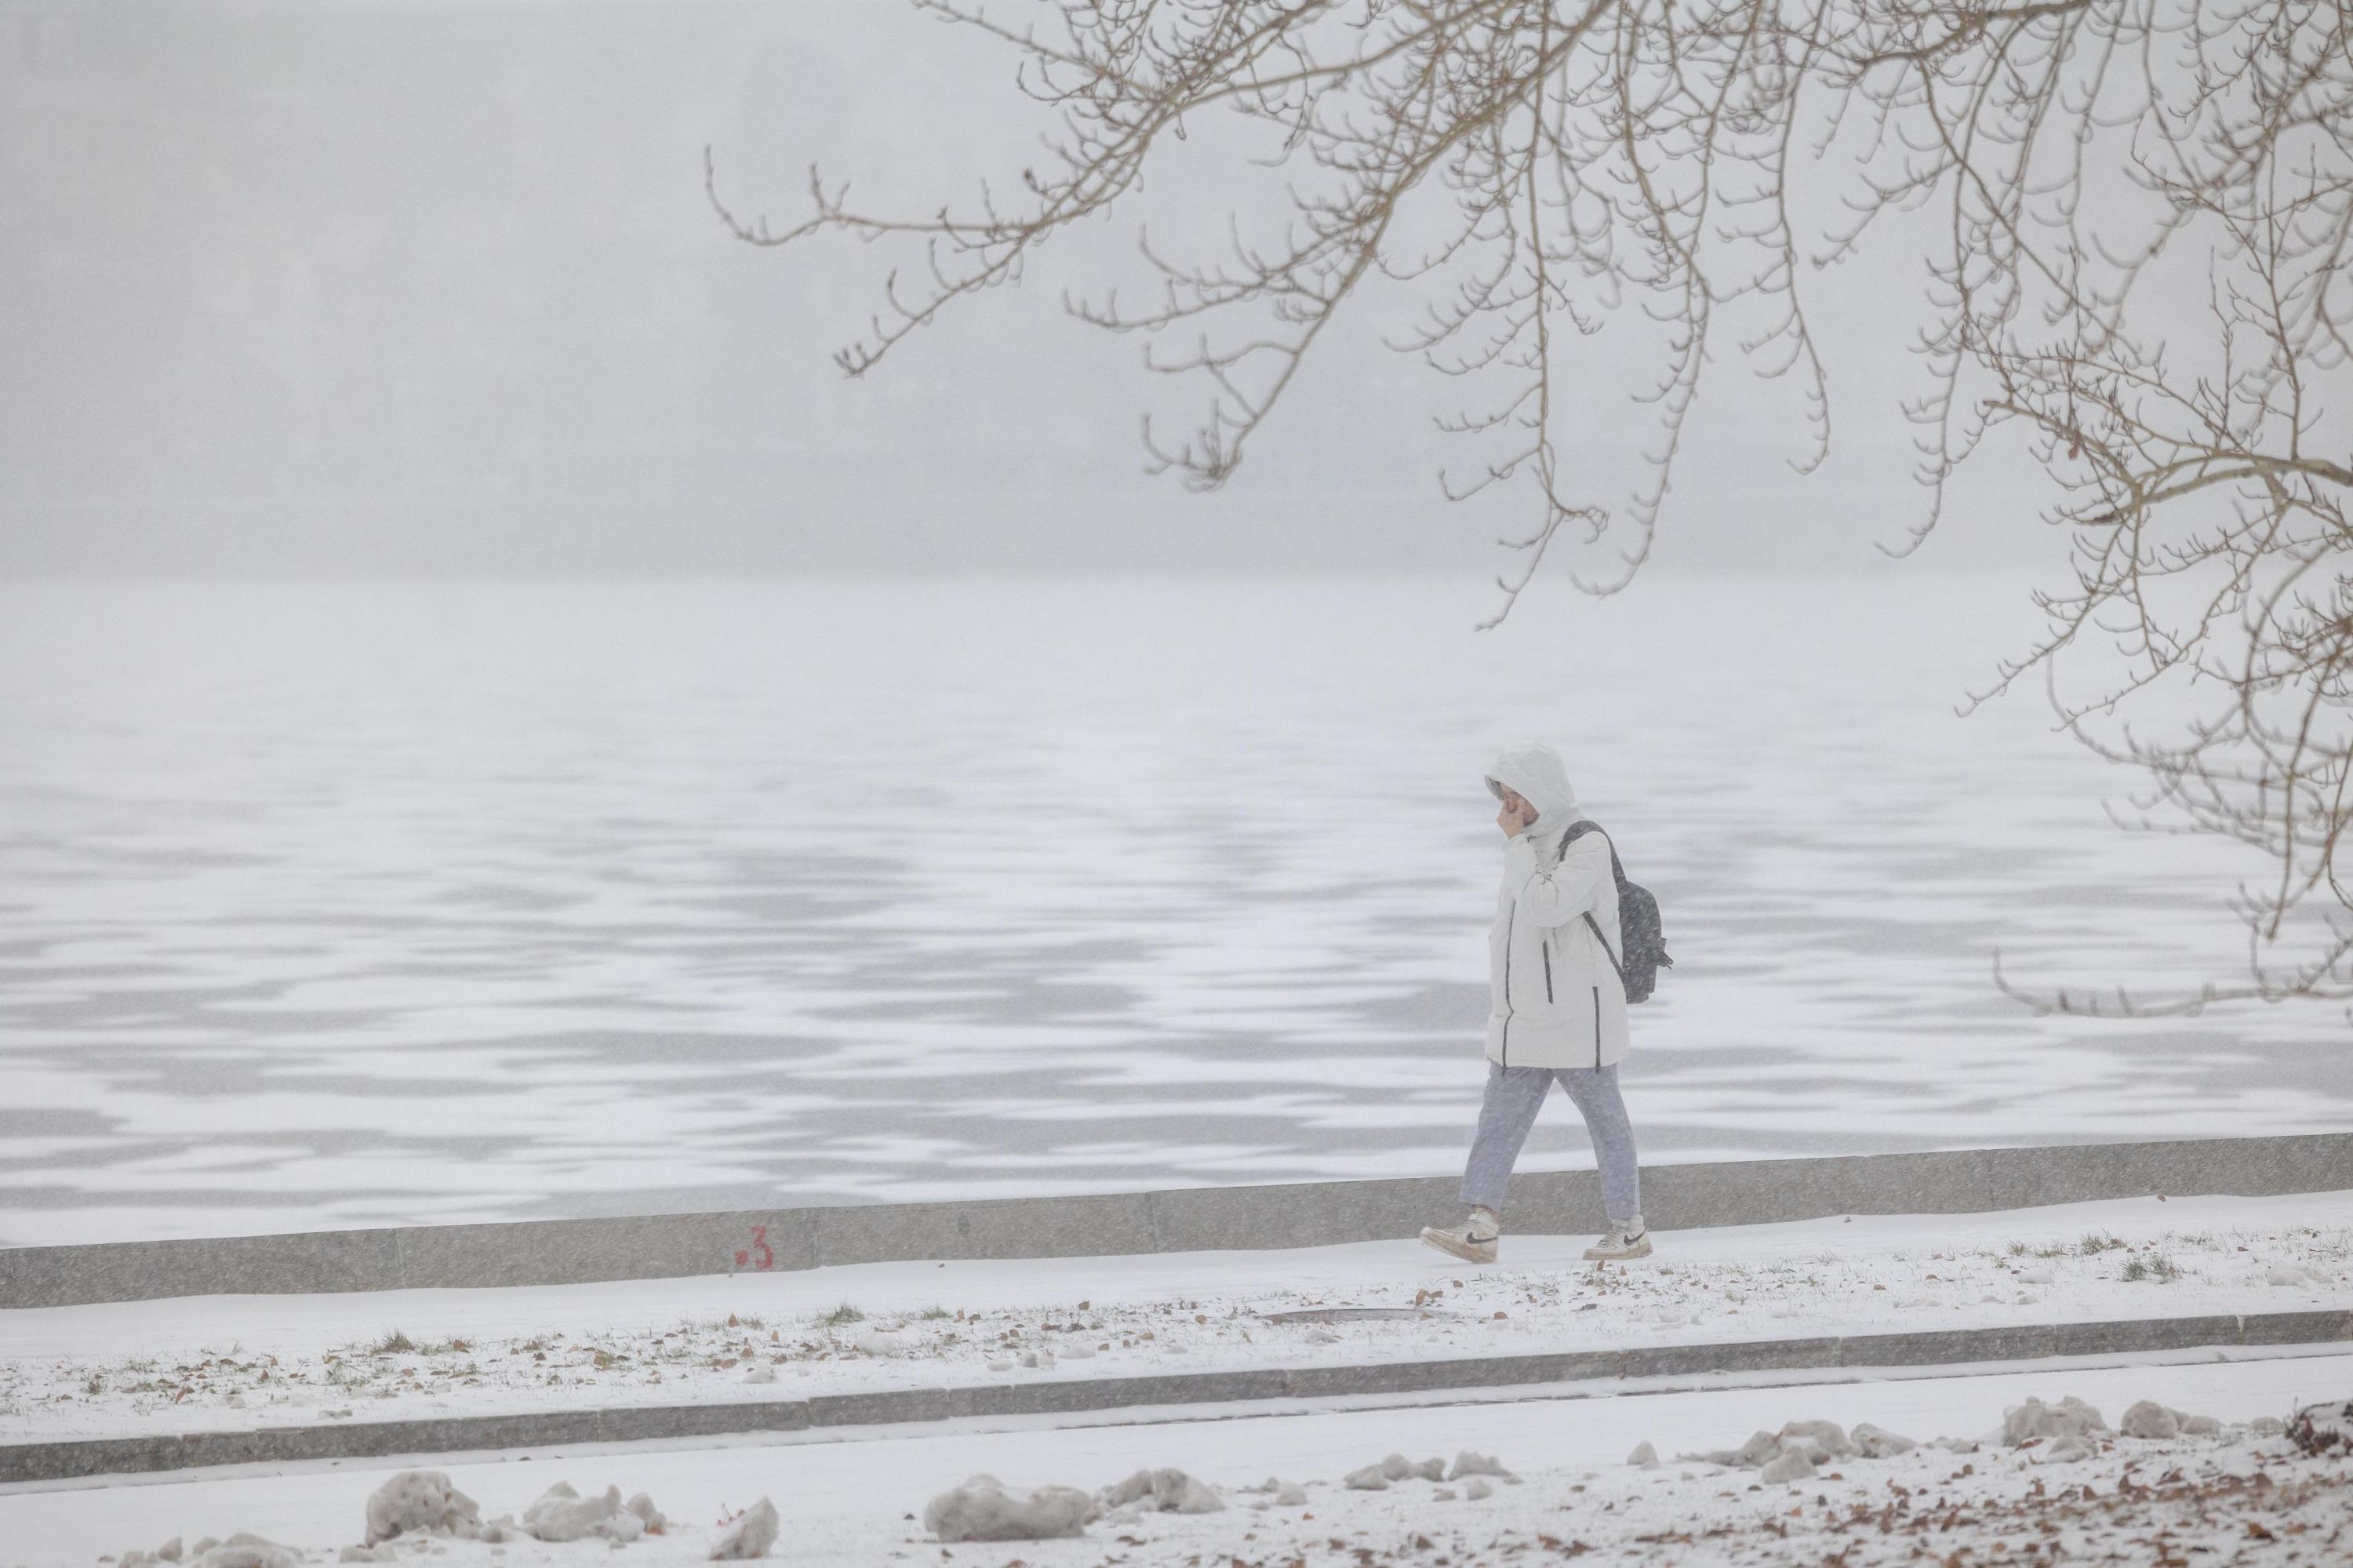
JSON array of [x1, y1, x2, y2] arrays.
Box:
[[1420, 1212, 1500, 1264], [1584, 1217, 1652, 1261]]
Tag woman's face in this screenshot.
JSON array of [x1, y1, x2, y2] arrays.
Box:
[[1496, 784, 1533, 822]]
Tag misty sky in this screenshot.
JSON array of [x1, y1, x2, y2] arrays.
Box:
[[0, 1, 2065, 577]]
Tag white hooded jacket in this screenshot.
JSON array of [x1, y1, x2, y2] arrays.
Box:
[[1484, 741, 1631, 1070]]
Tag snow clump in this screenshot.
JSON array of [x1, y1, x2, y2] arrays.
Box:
[[2118, 1400, 2222, 1439], [189, 1536, 298, 1568], [1850, 1423, 1917, 1458], [1099, 1467, 1224, 1515], [1445, 1451, 1513, 1480], [522, 1481, 644, 1544], [1380, 1453, 1446, 1482], [2004, 1395, 2108, 1446], [2287, 1397, 2353, 1457], [1344, 1464, 1390, 1491], [363, 1470, 483, 1544], [1238, 1478, 1308, 1509], [708, 1497, 779, 1560], [1686, 1417, 1918, 1473], [1783, 1421, 1855, 1461], [926, 1475, 1096, 1541], [1626, 1441, 1660, 1469]]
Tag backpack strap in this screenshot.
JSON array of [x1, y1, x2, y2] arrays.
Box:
[[1560, 819, 1628, 888], [1557, 820, 1627, 985]]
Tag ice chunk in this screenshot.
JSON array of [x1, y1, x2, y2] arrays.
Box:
[[744, 1363, 776, 1384], [1344, 1464, 1390, 1490], [1849, 1423, 1916, 1459], [627, 1493, 668, 1533], [2268, 1264, 2315, 1286], [2039, 1434, 2097, 1464], [708, 1497, 779, 1560], [2119, 1401, 2178, 1439], [1626, 1442, 1660, 1469], [1273, 1483, 1307, 1508], [364, 1470, 483, 1544], [1463, 1479, 1493, 1501], [1446, 1451, 1512, 1480], [337, 1551, 394, 1564], [2178, 1413, 2221, 1436], [157, 1544, 183, 1565], [924, 1476, 1094, 1542], [1758, 1452, 1816, 1486]]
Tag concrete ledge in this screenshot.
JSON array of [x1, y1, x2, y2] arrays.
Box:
[[2, 1309, 2345, 1485], [5, 1133, 2349, 1309]]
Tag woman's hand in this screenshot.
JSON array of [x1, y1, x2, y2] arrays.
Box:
[[1496, 789, 1537, 839]]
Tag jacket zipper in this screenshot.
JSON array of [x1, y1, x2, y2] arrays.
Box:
[[1591, 986, 1602, 1068], [1500, 907, 1514, 1065], [1542, 941, 1554, 1003]]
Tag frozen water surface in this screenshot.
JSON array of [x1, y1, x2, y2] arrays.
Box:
[[0, 576, 2346, 1246]]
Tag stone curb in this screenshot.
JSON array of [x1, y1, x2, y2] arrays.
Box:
[[5, 1133, 2350, 1308], [4, 1308, 2346, 1485]]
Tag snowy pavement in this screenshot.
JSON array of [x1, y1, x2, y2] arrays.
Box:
[[3, 1191, 2344, 1446], [2, 1348, 2347, 1566]]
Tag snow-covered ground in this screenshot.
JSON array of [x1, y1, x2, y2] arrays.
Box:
[[2, 577, 2349, 1247], [2, 1350, 2346, 1566], [4, 1192, 2344, 1445]]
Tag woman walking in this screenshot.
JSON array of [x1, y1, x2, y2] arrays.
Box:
[[1420, 740, 1649, 1264]]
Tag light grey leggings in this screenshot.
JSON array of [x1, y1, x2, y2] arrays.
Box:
[[1460, 1060, 1641, 1224]]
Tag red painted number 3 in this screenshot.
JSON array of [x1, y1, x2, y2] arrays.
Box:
[[733, 1225, 774, 1271]]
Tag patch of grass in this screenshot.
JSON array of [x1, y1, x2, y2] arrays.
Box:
[[369, 1330, 416, 1355], [822, 1303, 866, 1327], [918, 1306, 954, 1321], [2078, 1232, 2129, 1255], [2006, 1241, 2030, 1257], [2122, 1253, 2181, 1282]]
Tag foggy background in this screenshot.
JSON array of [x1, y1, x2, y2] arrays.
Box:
[[0, 0, 2057, 580], [15, 1, 2313, 1250]]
